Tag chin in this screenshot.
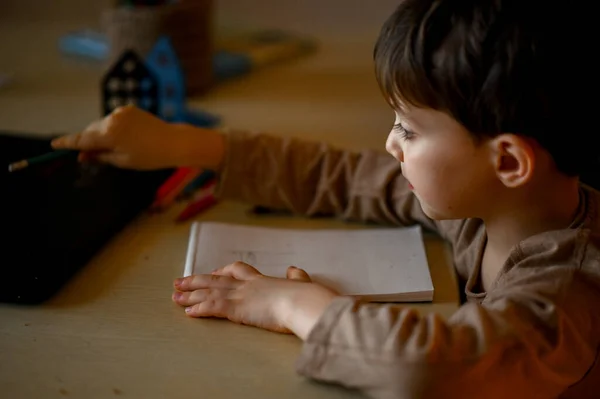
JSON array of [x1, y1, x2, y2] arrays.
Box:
[[419, 202, 457, 221]]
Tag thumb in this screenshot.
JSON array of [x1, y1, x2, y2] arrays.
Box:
[[286, 266, 311, 282], [93, 152, 131, 168], [213, 262, 263, 280]]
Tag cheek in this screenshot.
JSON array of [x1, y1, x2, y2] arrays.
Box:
[[405, 144, 492, 218], [403, 145, 466, 202], [403, 144, 448, 184]]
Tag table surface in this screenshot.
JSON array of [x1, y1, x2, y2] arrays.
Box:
[[0, 1, 460, 397]]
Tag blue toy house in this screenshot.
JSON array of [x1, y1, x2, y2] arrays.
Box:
[[145, 36, 186, 123]]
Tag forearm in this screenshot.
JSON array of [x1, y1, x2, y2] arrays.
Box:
[[214, 129, 432, 226], [293, 285, 598, 399], [168, 126, 452, 239]]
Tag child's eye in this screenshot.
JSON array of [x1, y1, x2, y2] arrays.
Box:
[[393, 123, 415, 140]]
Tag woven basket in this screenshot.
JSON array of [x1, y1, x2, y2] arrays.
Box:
[[101, 0, 214, 96]]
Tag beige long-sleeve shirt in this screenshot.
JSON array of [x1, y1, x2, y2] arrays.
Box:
[[217, 130, 600, 399]]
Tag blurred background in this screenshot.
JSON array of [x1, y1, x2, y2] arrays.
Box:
[[0, 0, 403, 151], [0, 0, 400, 40]]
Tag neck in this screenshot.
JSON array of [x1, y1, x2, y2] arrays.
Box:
[[482, 175, 581, 257]]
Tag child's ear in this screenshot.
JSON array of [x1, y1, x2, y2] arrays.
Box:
[[489, 134, 535, 188]]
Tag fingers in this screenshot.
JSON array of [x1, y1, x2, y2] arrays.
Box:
[[174, 274, 241, 291], [172, 284, 235, 320], [286, 266, 311, 282], [52, 126, 113, 152], [173, 262, 260, 292], [211, 261, 262, 280], [207, 262, 308, 281], [51, 116, 115, 151], [184, 298, 231, 318], [172, 281, 235, 319], [172, 288, 224, 306]]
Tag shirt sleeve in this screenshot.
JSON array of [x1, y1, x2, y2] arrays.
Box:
[[217, 129, 460, 240], [295, 267, 600, 399]]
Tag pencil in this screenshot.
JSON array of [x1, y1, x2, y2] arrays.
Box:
[[176, 192, 217, 222], [176, 180, 218, 222], [151, 167, 202, 211], [7, 149, 74, 173], [179, 169, 216, 199]]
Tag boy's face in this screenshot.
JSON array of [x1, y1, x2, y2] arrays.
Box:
[[386, 106, 497, 220]]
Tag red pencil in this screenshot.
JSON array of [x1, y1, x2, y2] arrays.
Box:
[[154, 167, 194, 199], [176, 180, 218, 222], [151, 167, 202, 211]]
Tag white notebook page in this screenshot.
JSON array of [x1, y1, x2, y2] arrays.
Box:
[[184, 222, 433, 301]]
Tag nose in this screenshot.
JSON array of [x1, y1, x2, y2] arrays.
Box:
[[386, 131, 404, 162]]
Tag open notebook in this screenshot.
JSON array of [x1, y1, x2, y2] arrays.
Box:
[[183, 222, 434, 302]]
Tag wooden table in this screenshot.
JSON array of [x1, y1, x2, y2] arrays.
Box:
[[0, 1, 460, 397]]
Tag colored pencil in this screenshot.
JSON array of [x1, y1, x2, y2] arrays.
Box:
[[7, 150, 74, 173], [176, 180, 217, 222], [178, 169, 216, 199], [151, 167, 202, 211]]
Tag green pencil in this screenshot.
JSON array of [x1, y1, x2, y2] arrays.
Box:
[[7, 149, 74, 173]]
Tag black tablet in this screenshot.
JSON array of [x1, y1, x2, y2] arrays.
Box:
[[0, 131, 171, 304]]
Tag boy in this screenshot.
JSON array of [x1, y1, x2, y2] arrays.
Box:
[[52, 0, 599, 397]]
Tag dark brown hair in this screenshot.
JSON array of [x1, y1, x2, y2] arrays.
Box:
[[374, 0, 596, 177]]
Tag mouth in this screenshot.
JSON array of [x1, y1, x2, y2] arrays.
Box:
[[408, 182, 414, 190]]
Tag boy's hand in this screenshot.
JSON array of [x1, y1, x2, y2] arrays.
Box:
[[172, 262, 338, 340], [51, 105, 225, 170]]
